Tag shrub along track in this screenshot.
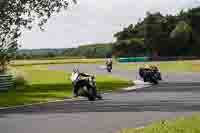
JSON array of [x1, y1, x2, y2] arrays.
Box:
[[0, 64, 200, 133]]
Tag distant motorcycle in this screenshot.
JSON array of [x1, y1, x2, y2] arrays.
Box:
[[106, 65, 112, 72], [106, 58, 112, 73], [139, 66, 162, 84]]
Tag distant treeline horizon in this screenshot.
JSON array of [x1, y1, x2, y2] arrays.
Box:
[[16, 43, 112, 59]]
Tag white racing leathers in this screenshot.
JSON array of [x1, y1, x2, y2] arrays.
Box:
[[70, 72, 80, 83]]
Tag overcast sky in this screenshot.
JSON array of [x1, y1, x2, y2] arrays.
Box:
[[20, 0, 200, 49]]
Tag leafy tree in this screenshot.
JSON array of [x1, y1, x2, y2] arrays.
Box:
[[187, 7, 200, 54], [112, 38, 145, 57], [62, 43, 112, 58], [170, 21, 192, 38], [188, 7, 200, 33], [114, 24, 139, 41], [0, 0, 76, 72], [144, 12, 168, 56], [46, 52, 56, 58], [113, 7, 200, 57]]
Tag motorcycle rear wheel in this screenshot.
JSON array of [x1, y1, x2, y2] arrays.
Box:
[[151, 78, 158, 84], [87, 87, 96, 101]]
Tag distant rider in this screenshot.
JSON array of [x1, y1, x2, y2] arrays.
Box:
[[106, 58, 112, 69]]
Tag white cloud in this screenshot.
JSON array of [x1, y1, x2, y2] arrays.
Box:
[[20, 0, 200, 49]]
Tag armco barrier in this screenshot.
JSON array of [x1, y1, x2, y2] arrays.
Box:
[[149, 56, 200, 61], [0, 74, 13, 91], [117, 57, 149, 62], [117, 56, 200, 62]]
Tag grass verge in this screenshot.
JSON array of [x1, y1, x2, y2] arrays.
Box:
[[11, 58, 105, 66], [118, 114, 200, 133], [0, 66, 133, 107], [116, 60, 200, 72]]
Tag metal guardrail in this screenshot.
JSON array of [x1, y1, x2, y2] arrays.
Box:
[[117, 57, 149, 62], [0, 74, 13, 91], [117, 56, 200, 62], [149, 56, 200, 61]]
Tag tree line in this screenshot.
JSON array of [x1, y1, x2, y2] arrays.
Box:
[[63, 43, 112, 58], [16, 43, 112, 59], [113, 7, 200, 57]]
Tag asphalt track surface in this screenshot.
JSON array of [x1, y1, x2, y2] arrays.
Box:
[[0, 64, 200, 133]]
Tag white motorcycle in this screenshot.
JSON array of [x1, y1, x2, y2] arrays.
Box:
[[70, 72, 102, 101]]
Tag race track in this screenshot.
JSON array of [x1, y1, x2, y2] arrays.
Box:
[[0, 64, 200, 133]]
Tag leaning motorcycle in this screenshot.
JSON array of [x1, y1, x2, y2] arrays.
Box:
[[139, 67, 161, 84], [72, 74, 102, 101], [79, 76, 102, 101]]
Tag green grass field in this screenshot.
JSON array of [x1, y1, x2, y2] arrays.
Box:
[[118, 114, 200, 133], [0, 66, 133, 107], [12, 59, 200, 72], [116, 60, 200, 72], [11, 58, 106, 66]]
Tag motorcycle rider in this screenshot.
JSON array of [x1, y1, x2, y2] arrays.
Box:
[[139, 65, 153, 79], [70, 68, 95, 97], [139, 64, 161, 83], [106, 58, 112, 69]]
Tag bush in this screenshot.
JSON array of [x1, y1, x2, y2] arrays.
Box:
[[13, 71, 28, 87]]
